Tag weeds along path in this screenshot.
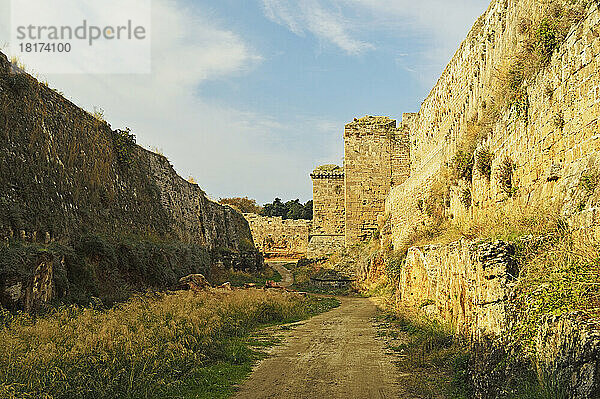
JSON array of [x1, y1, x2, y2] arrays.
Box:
[[234, 297, 405, 399], [268, 261, 294, 287]]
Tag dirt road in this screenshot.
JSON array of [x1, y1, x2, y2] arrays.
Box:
[[234, 297, 403, 399], [268, 261, 294, 287]]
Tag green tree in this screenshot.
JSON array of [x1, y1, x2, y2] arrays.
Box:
[[302, 200, 313, 220], [261, 198, 313, 220], [218, 197, 262, 214], [261, 198, 287, 218], [285, 199, 305, 220]]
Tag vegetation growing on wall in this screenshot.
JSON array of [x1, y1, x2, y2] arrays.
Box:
[[460, 188, 472, 208], [219, 197, 263, 214], [446, 0, 591, 201], [451, 150, 475, 182], [0, 57, 175, 241], [0, 234, 216, 308], [475, 148, 493, 180], [507, 1, 590, 116], [497, 156, 516, 197], [112, 128, 136, 166], [511, 232, 600, 357], [354, 203, 597, 397]]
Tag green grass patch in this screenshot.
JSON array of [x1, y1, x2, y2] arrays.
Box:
[[375, 310, 471, 398]]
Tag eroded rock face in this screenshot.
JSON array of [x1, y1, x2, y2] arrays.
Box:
[[25, 259, 54, 311], [536, 313, 600, 399], [1, 254, 62, 311], [177, 274, 211, 291], [401, 238, 600, 398], [400, 239, 516, 339], [3, 281, 24, 306]]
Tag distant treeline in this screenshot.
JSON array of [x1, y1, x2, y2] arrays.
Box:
[[218, 197, 313, 220], [261, 198, 312, 220]]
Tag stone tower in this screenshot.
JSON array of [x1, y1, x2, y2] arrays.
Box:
[[344, 116, 410, 245], [307, 165, 346, 257]]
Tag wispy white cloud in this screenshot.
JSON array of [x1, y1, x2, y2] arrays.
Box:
[[262, 0, 374, 55], [3, 0, 336, 202], [262, 0, 488, 64]]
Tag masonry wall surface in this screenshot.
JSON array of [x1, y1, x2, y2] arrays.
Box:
[[344, 116, 409, 245], [382, 2, 600, 396], [0, 51, 262, 309], [386, 0, 600, 249], [308, 168, 346, 258], [401, 239, 600, 398], [401, 240, 516, 339], [244, 214, 310, 258]]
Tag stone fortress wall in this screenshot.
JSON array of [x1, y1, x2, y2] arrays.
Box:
[[0, 50, 258, 256], [310, 1, 600, 394], [307, 165, 345, 258], [380, 1, 600, 395], [248, 117, 410, 259], [344, 117, 410, 244], [386, 0, 600, 249], [244, 213, 310, 259], [0, 50, 262, 310]]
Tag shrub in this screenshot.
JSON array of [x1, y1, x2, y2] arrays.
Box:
[[385, 251, 405, 278], [219, 197, 263, 214], [511, 234, 600, 357], [460, 188, 472, 208], [579, 172, 598, 194], [476, 149, 493, 180], [497, 157, 516, 197], [112, 128, 136, 166], [452, 150, 475, 181], [553, 112, 565, 130], [423, 172, 451, 221], [92, 107, 105, 122], [536, 18, 559, 65]]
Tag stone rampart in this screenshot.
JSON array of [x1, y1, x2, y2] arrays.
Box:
[[386, 0, 600, 248], [345, 116, 410, 244], [0, 50, 262, 309], [244, 214, 310, 258]]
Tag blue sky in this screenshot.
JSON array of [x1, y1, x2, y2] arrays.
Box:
[[5, 0, 490, 204]]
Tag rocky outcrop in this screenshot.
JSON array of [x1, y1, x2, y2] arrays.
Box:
[[400, 240, 516, 339], [536, 313, 600, 398], [400, 238, 600, 398]]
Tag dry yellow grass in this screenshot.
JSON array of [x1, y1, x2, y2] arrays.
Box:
[[0, 289, 337, 399]]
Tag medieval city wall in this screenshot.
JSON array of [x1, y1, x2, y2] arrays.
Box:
[[244, 214, 310, 259], [344, 116, 410, 245], [386, 0, 600, 249], [0, 51, 262, 310]]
